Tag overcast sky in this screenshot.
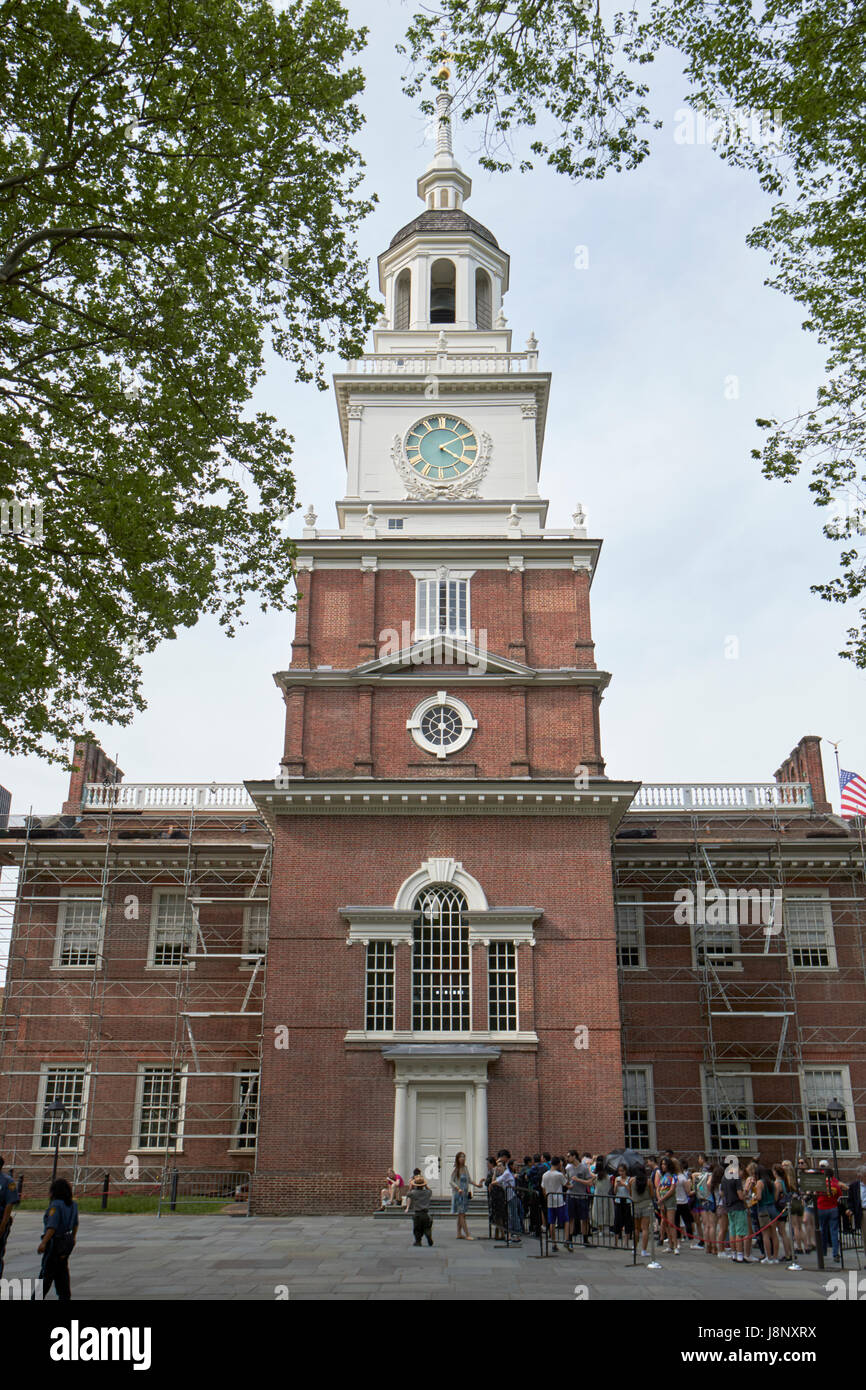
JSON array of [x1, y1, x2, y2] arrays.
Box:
[[1, 0, 860, 816]]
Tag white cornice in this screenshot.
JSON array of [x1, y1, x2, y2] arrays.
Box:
[[246, 778, 640, 828], [333, 372, 550, 466], [274, 667, 611, 689]]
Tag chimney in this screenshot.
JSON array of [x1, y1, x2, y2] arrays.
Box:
[[62, 742, 123, 814], [774, 734, 830, 814]]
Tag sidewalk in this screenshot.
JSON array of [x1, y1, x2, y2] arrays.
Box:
[[0, 1213, 844, 1300]]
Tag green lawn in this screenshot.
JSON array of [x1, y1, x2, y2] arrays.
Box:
[[18, 1196, 236, 1214]]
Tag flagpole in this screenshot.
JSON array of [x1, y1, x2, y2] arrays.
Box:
[[825, 739, 842, 815]]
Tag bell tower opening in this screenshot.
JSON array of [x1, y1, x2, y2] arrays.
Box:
[[395, 268, 411, 330], [475, 268, 492, 330], [430, 258, 456, 323]]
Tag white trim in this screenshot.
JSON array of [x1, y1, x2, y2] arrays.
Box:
[[132, 1063, 187, 1151], [345, 1029, 538, 1045], [690, 915, 743, 972], [32, 1063, 91, 1153], [393, 859, 488, 911], [487, 939, 519, 1032], [801, 1065, 858, 1155], [52, 888, 104, 970], [147, 888, 193, 969], [413, 574, 472, 640], [623, 1064, 657, 1151], [232, 1068, 260, 1152], [406, 689, 477, 760], [785, 888, 838, 970], [701, 1065, 756, 1155], [615, 892, 646, 970]]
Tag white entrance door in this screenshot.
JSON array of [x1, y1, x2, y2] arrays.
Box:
[[414, 1092, 467, 1198]]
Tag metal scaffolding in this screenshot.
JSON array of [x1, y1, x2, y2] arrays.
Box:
[[0, 801, 271, 1198], [614, 810, 866, 1161]]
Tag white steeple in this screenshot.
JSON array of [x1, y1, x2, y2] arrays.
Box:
[[416, 65, 472, 213], [328, 72, 552, 541], [376, 66, 509, 337]]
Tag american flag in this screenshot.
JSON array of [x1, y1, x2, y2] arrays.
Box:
[[839, 768, 866, 819]]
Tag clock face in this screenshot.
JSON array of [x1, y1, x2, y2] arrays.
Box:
[[404, 415, 478, 482]]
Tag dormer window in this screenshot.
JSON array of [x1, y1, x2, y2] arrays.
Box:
[[430, 258, 455, 324]]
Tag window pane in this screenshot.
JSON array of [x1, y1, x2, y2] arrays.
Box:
[[59, 896, 101, 967], [40, 1068, 85, 1149], [246, 902, 268, 955], [804, 1069, 849, 1151], [235, 1072, 260, 1149], [616, 896, 642, 968], [786, 897, 831, 968], [153, 893, 192, 966], [488, 941, 517, 1031], [365, 942, 395, 1030], [137, 1067, 181, 1148], [623, 1068, 651, 1150], [412, 887, 470, 1031]]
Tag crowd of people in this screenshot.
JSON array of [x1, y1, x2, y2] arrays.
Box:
[[382, 1149, 866, 1264]]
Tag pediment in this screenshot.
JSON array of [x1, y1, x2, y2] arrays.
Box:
[[353, 635, 534, 678]]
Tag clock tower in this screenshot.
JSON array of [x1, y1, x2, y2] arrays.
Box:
[[248, 74, 639, 1214]]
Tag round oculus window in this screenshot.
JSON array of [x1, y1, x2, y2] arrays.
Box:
[[420, 703, 463, 749], [407, 691, 477, 760]]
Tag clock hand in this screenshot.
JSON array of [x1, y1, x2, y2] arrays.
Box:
[[439, 442, 464, 459]]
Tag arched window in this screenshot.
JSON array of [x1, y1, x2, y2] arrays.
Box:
[[430, 258, 456, 324], [412, 885, 470, 1030], [475, 269, 492, 330], [394, 269, 411, 331], [439, 188, 450, 208]]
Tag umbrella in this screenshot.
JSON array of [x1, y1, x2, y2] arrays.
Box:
[[604, 1147, 646, 1175]]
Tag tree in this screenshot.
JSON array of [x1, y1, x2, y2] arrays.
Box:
[[0, 0, 380, 761], [404, 0, 866, 665]]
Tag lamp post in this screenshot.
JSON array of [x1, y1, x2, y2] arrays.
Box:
[[827, 1098, 845, 1181], [44, 1101, 67, 1183]]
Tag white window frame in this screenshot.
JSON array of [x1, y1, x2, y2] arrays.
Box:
[[802, 1065, 857, 1156], [622, 1065, 656, 1150], [412, 886, 472, 1033], [691, 916, 742, 971], [33, 1064, 90, 1152], [52, 888, 104, 970], [412, 571, 473, 640], [615, 892, 645, 970], [702, 1065, 756, 1155], [407, 689, 477, 760], [364, 940, 395, 1031], [784, 889, 837, 970], [131, 1064, 187, 1153], [241, 900, 268, 967], [487, 940, 519, 1032], [147, 889, 194, 969], [231, 1070, 260, 1152]]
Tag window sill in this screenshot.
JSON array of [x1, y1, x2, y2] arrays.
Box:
[[344, 1029, 538, 1047]]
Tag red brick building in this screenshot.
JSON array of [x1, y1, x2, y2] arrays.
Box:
[[1, 87, 863, 1213]]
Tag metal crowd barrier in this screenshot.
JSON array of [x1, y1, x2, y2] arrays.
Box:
[[484, 1181, 637, 1264], [157, 1169, 251, 1216]]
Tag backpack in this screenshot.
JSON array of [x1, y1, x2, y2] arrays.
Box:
[[694, 1170, 710, 1201]]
